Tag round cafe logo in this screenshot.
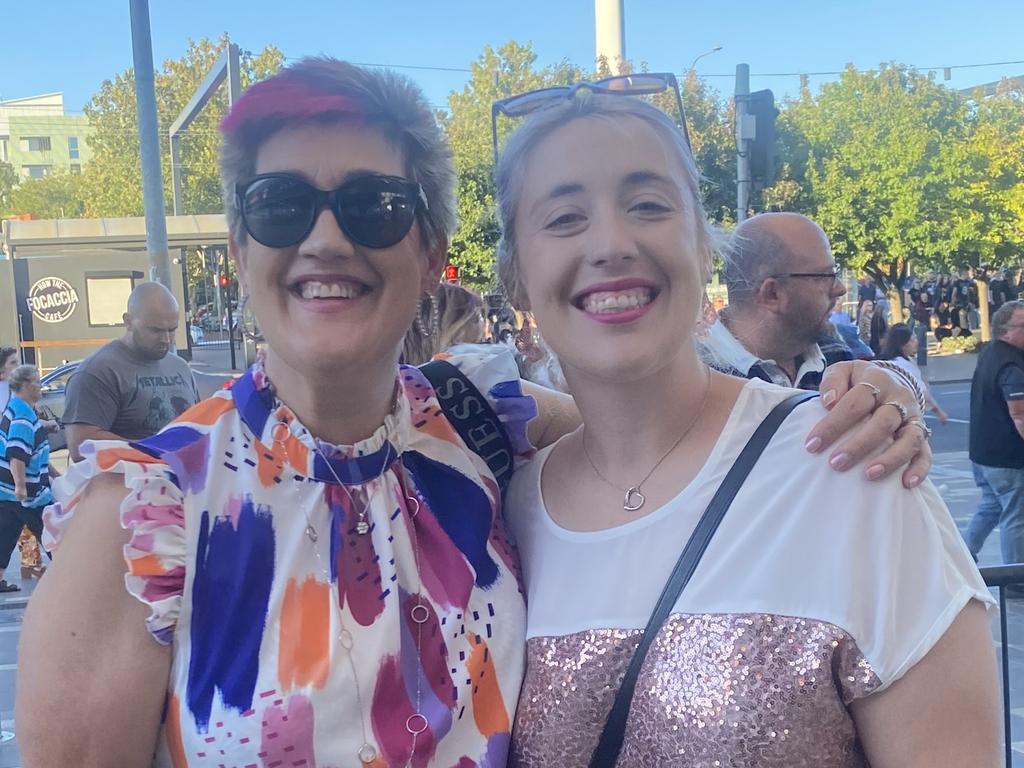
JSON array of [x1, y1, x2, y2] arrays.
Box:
[[27, 277, 80, 324]]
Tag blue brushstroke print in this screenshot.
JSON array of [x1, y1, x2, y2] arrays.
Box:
[[187, 500, 276, 731], [401, 451, 499, 588]]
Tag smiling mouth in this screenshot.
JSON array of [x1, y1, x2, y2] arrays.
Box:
[[289, 279, 371, 300], [576, 287, 657, 315]]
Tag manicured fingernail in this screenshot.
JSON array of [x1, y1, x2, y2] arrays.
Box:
[[829, 452, 850, 470], [805, 436, 822, 453], [866, 464, 886, 480], [822, 390, 837, 407], [907, 475, 922, 488]]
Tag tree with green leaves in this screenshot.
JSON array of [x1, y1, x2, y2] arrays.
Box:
[[781, 64, 974, 319], [440, 42, 584, 289], [81, 35, 283, 218], [0, 162, 18, 217], [4, 171, 87, 219]]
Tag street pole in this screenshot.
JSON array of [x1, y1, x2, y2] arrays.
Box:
[[129, 0, 171, 289], [735, 64, 751, 223]]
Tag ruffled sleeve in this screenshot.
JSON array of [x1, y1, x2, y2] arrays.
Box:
[[437, 343, 539, 459], [43, 440, 186, 646]]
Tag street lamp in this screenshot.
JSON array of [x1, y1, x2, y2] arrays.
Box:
[[688, 45, 723, 73]]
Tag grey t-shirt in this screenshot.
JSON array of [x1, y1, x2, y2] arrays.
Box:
[[62, 339, 200, 441]]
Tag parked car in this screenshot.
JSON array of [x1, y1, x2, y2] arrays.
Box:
[[38, 361, 235, 453]]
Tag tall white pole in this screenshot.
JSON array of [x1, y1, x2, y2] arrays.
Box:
[[129, 0, 171, 288], [595, 0, 626, 73]]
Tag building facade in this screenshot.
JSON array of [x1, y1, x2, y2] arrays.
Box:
[[0, 93, 93, 179]]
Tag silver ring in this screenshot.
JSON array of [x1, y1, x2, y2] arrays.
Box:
[[410, 603, 430, 624], [905, 417, 933, 439], [406, 713, 429, 735], [854, 381, 882, 402], [880, 400, 910, 425]]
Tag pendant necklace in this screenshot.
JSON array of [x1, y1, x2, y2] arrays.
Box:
[[581, 367, 712, 512]]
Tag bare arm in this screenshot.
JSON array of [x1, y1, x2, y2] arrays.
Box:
[[851, 601, 1000, 768], [521, 380, 582, 450], [9, 457, 27, 501], [67, 423, 124, 462], [1008, 400, 1024, 441], [17, 474, 171, 767]]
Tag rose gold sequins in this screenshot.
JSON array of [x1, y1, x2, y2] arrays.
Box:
[[511, 613, 881, 767]]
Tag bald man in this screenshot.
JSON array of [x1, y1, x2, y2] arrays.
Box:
[[63, 282, 199, 461], [701, 213, 851, 389]]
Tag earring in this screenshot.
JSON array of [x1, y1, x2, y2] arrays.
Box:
[[239, 293, 264, 342], [415, 292, 439, 339]]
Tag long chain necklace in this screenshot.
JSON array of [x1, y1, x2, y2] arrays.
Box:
[[274, 420, 430, 766], [581, 366, 712, 512]]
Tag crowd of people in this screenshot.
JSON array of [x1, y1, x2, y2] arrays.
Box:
[[6, 58, 997, 768]]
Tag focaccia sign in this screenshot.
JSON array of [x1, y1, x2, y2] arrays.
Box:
[[27, 277, 80, 324]]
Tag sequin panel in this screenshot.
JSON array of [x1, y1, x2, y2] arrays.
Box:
[[511, 613, 882, 768]]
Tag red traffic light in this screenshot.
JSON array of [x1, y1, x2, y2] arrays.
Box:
[[444, 264, 460, 283], [218, 274, 230, 288]]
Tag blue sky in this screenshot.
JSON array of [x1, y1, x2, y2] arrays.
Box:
[[4, 0, 1024, 113]]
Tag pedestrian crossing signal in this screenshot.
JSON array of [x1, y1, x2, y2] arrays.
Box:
[[444, 264, 460, 283], [218, 274, 230, 288]]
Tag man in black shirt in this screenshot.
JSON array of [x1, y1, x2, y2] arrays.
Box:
[[964, 300, 1024, 564]]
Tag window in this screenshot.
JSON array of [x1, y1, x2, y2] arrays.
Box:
[[22, 165, 51, 179], [68, 136, 79, 159], [0, 137, 8, 163], [19, 136, 52, 152], [86, 274, 137, 326], [70, 164, 81, 174]]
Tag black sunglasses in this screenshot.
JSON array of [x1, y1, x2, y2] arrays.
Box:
[[235, 173, 429, 250], [491, 72, 691, 162]]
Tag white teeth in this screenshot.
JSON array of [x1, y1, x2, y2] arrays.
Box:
[[299, 280, 363, 300], [581, 287, 654, 314]]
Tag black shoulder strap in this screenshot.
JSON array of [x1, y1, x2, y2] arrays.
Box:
[[419, 359, 515, 498], [589, 390, 817, 768]]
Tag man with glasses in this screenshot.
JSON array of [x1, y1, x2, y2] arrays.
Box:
[[965, 300, 1024, 568], [702, 212, 851, 390]]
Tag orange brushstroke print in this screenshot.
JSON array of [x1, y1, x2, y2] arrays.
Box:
[[466, 633, 509, 738], [164, 692, 188, 768], [278, 576, 331, 691]]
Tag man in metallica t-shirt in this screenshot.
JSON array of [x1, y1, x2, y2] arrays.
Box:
[[63, 282, 199, 461]]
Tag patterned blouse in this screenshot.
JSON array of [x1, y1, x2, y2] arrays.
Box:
[[506, 379, 992, 767], [44, 349, 536, 768]]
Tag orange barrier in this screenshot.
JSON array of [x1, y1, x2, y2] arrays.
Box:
[[18, 339, 109, 349]]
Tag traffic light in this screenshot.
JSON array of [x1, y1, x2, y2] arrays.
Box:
[[747, 89, 778, 188], [218, 273, 230, 289], [444, 264, 460, 283]]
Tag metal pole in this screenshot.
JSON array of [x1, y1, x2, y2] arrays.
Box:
[[735, 64, 751, 223], [129, 0, 171, 289], [1000, 586, 1011, 768], [594, 0, 625, 74]]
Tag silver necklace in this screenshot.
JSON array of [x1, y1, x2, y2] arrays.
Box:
[[581, 367, 712, 512], [273, 420, 430, 766]]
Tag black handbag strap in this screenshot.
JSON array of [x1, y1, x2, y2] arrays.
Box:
[[419, 359, 515, 498], [589, 390, 817, 768]]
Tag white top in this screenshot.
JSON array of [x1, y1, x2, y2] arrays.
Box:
[[504, 378, 992, 767], [700, 318, 826, 388], [887, 355, 930, 395]]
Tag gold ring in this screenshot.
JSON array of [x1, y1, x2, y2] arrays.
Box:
[[854, 381, 882, 402], [880, 400, 910, 425], [905, 416, 932, 439]]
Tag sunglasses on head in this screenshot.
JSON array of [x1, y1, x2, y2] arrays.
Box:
[[235, 172, 429, 250], [490, 72, 691, 162]]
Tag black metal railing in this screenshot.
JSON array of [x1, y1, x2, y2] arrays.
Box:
[[981, 564, 1024, 767]]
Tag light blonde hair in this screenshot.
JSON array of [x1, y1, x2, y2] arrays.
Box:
[[402, 283, 486, 365]]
